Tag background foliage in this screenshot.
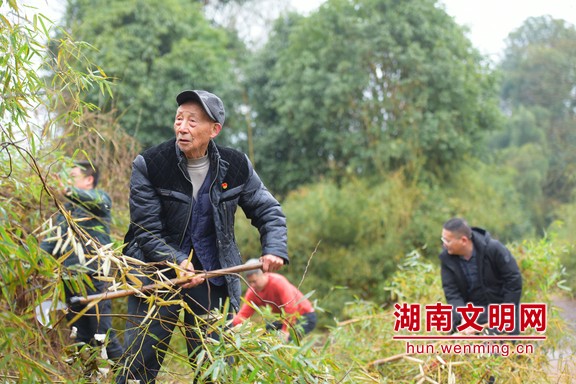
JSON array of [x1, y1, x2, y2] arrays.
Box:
[[1, 0, 575, 382], [495, 15, 576, 231], [247, 0, 502, 195], [51, 0, 247, 148]]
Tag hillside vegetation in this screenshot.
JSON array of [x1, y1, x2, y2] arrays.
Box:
[[1, 0, 575, 382]]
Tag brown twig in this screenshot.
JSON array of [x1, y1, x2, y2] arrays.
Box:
[[68, 262, 263, 305]]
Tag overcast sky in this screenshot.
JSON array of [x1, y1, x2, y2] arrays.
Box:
[[440, 0, 576, 60], [291, 0, 576, 60]]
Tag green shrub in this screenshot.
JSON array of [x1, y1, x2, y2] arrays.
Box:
[[236, 161, 535, 323]]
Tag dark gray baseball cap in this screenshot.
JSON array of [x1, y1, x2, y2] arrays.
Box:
[[176, 90, 225, 126]]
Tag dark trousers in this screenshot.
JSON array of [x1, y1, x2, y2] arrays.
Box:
[[116, 281, 228, 384], [266, 311, 317, 340], [66, 278, 124, 360]]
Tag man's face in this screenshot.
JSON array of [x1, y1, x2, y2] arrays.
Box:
[[70, 166, 93, 190], [441, 229, 466, 256], [247, 273, 267, 292], [174, 102, 221, 159]]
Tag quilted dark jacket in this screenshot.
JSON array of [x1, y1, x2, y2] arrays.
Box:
[[123, 139, 288, 309], [439, 227, 522, 328]]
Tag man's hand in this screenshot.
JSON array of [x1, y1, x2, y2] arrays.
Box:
[[178, 259, 205, 289], [457, 319, 485, 335], [260, 254, 284, 272], [281, 329, 290, 342], [458, 326, 478, 335]]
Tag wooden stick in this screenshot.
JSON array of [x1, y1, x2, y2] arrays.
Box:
[[69, 262, 262, 305], [367, 352, 409, 366]]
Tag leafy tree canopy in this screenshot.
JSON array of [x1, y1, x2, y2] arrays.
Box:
[[247, 0, 502, 195], [52, 0, 246, 147], [501, 15, 576, 118], [498, 16, 576, 212]]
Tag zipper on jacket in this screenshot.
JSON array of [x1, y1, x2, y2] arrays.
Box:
[[209, 146, 233, 255], [178, 157, 194, 249], [210, 158, 224, 250]]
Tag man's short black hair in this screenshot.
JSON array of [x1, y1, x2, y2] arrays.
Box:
[[443, 217, 472, 239], [74, 160, 99, 187]]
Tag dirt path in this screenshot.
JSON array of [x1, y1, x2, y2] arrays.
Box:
[[547, 295, 576, 383], [553, 295, 576, 331]]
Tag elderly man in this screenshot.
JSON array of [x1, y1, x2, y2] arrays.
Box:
[[117, 90, 288, 383]]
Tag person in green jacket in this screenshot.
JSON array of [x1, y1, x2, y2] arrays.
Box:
[[40, 160, 123, 361]]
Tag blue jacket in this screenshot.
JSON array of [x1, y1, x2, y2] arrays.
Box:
[[123, 139, 288, 309]]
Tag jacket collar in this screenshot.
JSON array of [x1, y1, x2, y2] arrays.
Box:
[[174, 139, 230, 184]]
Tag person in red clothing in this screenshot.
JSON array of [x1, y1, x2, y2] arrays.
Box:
[[232, 259, 317, 341]]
